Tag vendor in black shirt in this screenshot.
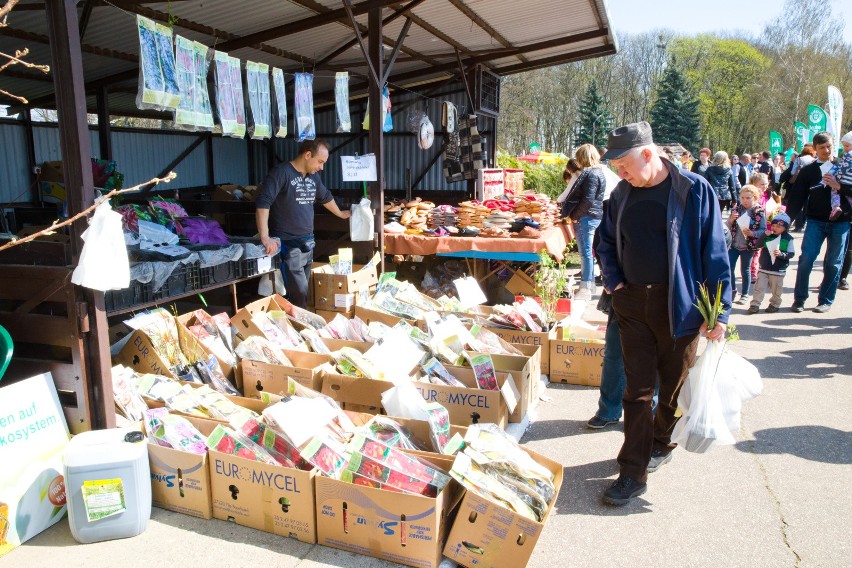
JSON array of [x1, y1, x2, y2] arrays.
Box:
[[256, 139, 351, 308]]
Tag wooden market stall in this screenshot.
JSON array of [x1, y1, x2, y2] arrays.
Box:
[[0, 0, 617, 430]]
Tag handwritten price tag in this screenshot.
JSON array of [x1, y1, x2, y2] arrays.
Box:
[[340, 154, 377, 182]]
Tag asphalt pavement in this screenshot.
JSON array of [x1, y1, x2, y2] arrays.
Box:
[[5, 243, 850, 568]]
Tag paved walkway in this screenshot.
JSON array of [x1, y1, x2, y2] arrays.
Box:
[[6, 247, 850, 567]]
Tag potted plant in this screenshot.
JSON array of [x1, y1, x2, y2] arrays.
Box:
[[533, 249, 571, 329]]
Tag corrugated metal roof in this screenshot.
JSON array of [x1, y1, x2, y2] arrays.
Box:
[[0, 0, 616, 117]]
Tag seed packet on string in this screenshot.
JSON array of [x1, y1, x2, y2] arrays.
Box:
[[361, 85, 394, 133], [173, 36, 213, 130], [335, 72, 351, 133], [213, 51, 246, 138], [136, 16, 180, 111], [294, 72, 316, 141], [271, 67, 288, 138], [245, 61, 271, 140]]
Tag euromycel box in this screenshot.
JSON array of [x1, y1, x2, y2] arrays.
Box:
[[241, 349, 332, 395], [548, 321, 607, 386], [313, 264, 378, 312], [209, 450, 317, 543], [315, 453, 461, 568], [443, 446, 564, 568], [488, 327, 555, 375], [231, 294, 292, 343], [321, 369, 518, 428], [148, 416, 219, 519]]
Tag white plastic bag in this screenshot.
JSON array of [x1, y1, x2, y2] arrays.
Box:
[[72, 199, 131, 291], [350, 197, 373, 241], [673, 341, 763, 452]]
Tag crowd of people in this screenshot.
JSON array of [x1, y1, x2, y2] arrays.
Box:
[[556, 122, 851, 506]]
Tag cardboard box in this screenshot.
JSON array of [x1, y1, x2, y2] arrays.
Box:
[[148, 416, 219, 519], [487, 328, 554, 375], [505, 269, 536, 296], [210, 450, 317, 543], [548, 321, 607, 386], [353, 305, 418, 328], [241, 349, 332, 395], [231, 294, 293, 344], [315, 309, 348, 322], [313, 264, 379, 312], [321, 369, 518, 428], [114, 324, 210, 380], [445, 346, 538, 424], [176, 311, 241, 389], [443, 446, 563, 568], [315, 454, 460, 568]]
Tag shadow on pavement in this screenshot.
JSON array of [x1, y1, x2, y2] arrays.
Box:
[[735, 318, 851, 340], [554, 461, 652, 517], [736, 426, 852, 464], [522, 419, 622, 442], [750, 348, 851, 380]]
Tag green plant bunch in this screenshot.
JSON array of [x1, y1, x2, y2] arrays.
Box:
[[496, 151, 565, 200], [694, 281, 737, 341], [534, 249, 570, 327]]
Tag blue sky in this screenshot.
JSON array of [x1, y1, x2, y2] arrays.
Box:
[[604, 0, 852, 44]]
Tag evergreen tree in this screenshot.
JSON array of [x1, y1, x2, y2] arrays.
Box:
[[576, 81, 613, 149], [649, 62, 701, 152]]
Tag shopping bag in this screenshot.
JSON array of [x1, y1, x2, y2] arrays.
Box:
[[673, 341, 763, 453], [71, 200, 131, 291], [349, 198, 373, 241]]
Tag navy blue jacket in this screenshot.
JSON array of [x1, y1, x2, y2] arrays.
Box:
[[598, 161, 732, 338]]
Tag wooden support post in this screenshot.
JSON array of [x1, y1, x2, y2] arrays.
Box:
[[44, 0, 114, 430], [368, 6, 384, 272], [96, 85, 112, 161]]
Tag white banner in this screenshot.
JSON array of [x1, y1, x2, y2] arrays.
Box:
[[827, 86, 844, 153]]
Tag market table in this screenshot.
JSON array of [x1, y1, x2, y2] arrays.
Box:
[[384, 226, 571, 283]]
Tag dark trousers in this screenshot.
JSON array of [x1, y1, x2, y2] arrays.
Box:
[[611, 283, 699, 483], [785, 194, 807, 231], [841, 231, 851, 281], [281, 246, 313, 308]]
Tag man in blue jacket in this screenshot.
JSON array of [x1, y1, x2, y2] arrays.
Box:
[[597, 122, 732, 506]]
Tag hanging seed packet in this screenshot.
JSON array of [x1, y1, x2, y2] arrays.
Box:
[[271, 67, 288, 138], [245, 61, 272, 140], [136, 16, 180, 111], [335, 72, 351, 133], [294, 72, 316, 141], [213, 51, 246, 138], [173, 36, 213, 130]]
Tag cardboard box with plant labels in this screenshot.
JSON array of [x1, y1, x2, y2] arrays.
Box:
[[241, 349, 332, 395], [548, 321, 607, 386]]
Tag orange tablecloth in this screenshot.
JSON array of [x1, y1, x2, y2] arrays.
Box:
[[383, 226, 569, 262]]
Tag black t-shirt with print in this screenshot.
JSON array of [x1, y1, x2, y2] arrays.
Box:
[[256, 162, 334, 239]]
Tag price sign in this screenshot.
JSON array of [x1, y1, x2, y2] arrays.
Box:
[[341, 154, 377, 182]]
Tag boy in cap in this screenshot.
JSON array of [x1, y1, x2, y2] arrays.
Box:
[[749, 212, 796, 314]]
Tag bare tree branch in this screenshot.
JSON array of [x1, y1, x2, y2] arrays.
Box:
[[0, 48, 50, 74], [0, 0, 21, 24]]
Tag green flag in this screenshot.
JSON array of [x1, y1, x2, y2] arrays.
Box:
[[784, 147, 795, 162], [794, 121, 810, 152], [769, 131, 783, 156], [807, 104, 828, 141]]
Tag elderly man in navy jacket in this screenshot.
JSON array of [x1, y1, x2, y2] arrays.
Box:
[[597, 122, 732, 506]]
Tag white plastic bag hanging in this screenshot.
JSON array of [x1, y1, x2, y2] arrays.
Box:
[[294, 72, 316, 141], [335, 72, 351, 133], [72, 200, 131, 291], [350, 197, 373, 241]]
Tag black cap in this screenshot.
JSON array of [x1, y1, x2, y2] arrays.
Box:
[[601, 121, 654, 161]]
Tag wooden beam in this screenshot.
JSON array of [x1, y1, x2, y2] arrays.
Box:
[[140, 134, 206, 193], [381, 17, 411, 84], [342, 0, 380, 87], [456, 48, 474, 109], [494, 44, 617, 75], [95, 85, 112, 160], [78, 0, 95, 40], [214, 0, 398, 53], [410, 147, 441, 191], [0, 24, 139, 63], [313, 0, 427, 69], [368, 6, 384, 272]]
